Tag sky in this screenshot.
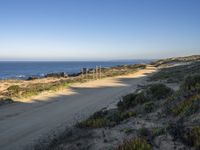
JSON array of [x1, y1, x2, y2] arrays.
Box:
[[0, 0, 200, 61]]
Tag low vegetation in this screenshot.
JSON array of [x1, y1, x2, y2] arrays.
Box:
[[0, 97, 14, 106], [180, 73, 200, 92], [1, 64, 146, 99], [117, 137, 152, 150], [117, 83, 173, 111], [171, 94, 200, 116], [150, 61, 200, 83], [164, 74, 200, 117], [187, 126, 200, 149], [4, 80, 71, 98], [151, 55, 200, 67], [77, 110, 136, 128], [144, 101, 155, 113]]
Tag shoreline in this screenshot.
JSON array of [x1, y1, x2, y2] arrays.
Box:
[[0, 60, 152, 80], [0, 64, 148, 102]]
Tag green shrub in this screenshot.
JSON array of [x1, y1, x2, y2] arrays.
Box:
[[5, 81, 71, 98], [77, 110, 136, 128], [117, 84, 172, 111], [117, 93, 137, 110], [146, 84, 173, 100], [134, 92, 148, 103], [117, 137, 152, 150], [152, 127, 166, 137], [7, 85, 20, 97], [0, 98, 14, 106], [139, 127, 150, 137], [117, 92, 148, 111], [188, 126, 200, 149], [122, 128, 133, 134], [144, 102, 155, 113], [77, 118, 111, 128], [181, 74, 200, 92], [171, 94, 200, 116], [167, 121, 185, 140]]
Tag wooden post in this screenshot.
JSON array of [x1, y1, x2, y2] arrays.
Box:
[[99, 65, 102, 79], [93, 69, 95, 79], [81, 68, 84, 79], [96, 66, 98, 79], [86, 68, 88, 80]]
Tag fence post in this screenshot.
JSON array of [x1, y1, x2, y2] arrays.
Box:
[[96, 66, 98, 79], [99, 65, 102, 79], [93, 69, 95, 79], [81, 68, 84, 79]]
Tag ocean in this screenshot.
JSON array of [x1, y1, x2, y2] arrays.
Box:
[[0, 60, 152, 80]]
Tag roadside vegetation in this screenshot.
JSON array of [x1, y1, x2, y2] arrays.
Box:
[[77, 110, 136, 128], [117, 137, 152, 150], [0, 64, 146, 100], [0, 97, 14, 106]]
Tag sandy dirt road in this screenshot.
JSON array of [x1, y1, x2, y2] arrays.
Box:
[[0, 67, 156, 150]]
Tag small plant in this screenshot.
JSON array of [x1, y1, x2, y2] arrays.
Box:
[[0, 97, 14, 106], [171, 94, 200, 116], [7, 85, 20, 97], [167, 121, 184, 140], [139, 127, 150, 137], [77, 110, 136, 128], [117, 137, 152, 150], [181, 126, 200, 149], [181, 74, 200, 92], [117, 93, 138, 110], [122, 128, 133, 134], [152, 127, 166, 137], [77, 118, 111, 128], [146, 84, 173, 100], [117, 92, 148, 111], [144, 102, 155, 113], [117, 84, 172, 111]]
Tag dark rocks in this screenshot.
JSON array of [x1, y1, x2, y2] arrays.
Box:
[[0, 98, 14, 106], [45, 72, 68, 78], [27, 76, 39, 80]]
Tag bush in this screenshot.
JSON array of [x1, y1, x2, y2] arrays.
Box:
[[139, 128, 150, 137], [171, 94, 200, 116], [152, 127, 166, 137], [117, 137, 152, 150], [187, 126, 200, 149], [0, 98, 14, 106], [167, 121, 185, 140], [144, 102, 155, 113], [77, 118, 111, 128], [117, 84, 173, 111], [77, 110, 136, 128], [181, 74, 200, 92], [117, 94, 138, 110], [5, 81, 71, 98], [146, 84, 173, 100], [7, 85, 20, 97]]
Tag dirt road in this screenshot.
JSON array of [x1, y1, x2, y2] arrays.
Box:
[[0, 67, 156, 150]]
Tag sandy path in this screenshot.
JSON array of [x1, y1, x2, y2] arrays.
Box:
[[0, 67, 156, 150]]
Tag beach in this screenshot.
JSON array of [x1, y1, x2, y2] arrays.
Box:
[[0, 66, 156, 150]]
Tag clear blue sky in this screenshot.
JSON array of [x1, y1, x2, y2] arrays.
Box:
[[0, 0, 200, 60]]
